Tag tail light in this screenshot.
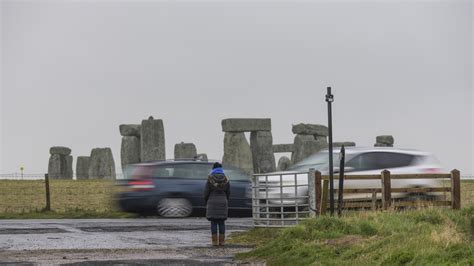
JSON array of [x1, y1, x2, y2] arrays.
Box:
[[128, 179, 155, 191], [423, 168, 442, 173]]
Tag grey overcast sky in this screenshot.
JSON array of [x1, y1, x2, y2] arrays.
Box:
[[1, 0, 473, 175]]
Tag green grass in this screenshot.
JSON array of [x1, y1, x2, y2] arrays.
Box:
[[0, 179, 134, 218], [229, 207, 474, 265]]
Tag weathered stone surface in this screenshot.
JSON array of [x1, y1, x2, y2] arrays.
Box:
[[222, 118, 271, 132], [49, 146, 71, 156], [195, 153, 208, 161], [374, 143, 393, 147], [222, 132, 253, 174], [119, 124, 141, 137], [292, 124, 328, 136], [88, 148, 116, 179], [250, 131, 276, 173], [272, 144, 295, 153], [48, 154, 63, 179], [121, 136, 141, 168], [76, 156, 90, 180], [141, 116, 165, 162], [376, 135, 394, 145], [174, 142, 197, 159], [333, 142, 356, 147], [292, 134, 327, 164], [64, 155, 73, 179], [277, 156, 292, 171]]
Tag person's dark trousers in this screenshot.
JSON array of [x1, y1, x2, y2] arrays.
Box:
[[210, 219, 226, 235]]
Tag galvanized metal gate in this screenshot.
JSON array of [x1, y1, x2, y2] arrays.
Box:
[[251, 169, 317, 227]]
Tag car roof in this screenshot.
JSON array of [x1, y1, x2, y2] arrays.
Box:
[[130, 159, 218, 167], [319, 147, 432, 156]]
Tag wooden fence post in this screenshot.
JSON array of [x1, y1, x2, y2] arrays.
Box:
[[315, 171, 322, 215], [44, 173, 51, 211], [450, 169, 461, 210], [381, 170, 391, 210], [308, 169, 317, 217], [321, 179, 329, 215]]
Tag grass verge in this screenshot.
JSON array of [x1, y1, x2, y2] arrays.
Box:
[[229, 207, 474, 265]]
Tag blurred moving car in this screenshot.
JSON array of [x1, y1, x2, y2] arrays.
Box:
[[259, 147, 445, 204], [117, 160, 252, 217]]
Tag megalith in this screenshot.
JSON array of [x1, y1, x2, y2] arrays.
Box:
[[291, 124, 329, 164], [375, 135, 394, 147], [141, 116, 165, 162], [334, 142, 356, 147], [222, 132, 253, 174], [47, 146, 72, 179], [250, 131, 276, 173], [277, 156, 292, 171], [119, 124, 141, 137], [292, 135, 321, 164], [65, 155, 73, 179], [76, 156, 90, 180], [88, 148, 116, 179], [121, 136, 140, 169], [174, 142, 197, 159]]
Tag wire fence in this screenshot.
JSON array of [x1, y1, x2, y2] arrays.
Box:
[[0, 178, 124, 213]]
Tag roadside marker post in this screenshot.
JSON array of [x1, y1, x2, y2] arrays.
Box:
[[44, 173, 51, 211]]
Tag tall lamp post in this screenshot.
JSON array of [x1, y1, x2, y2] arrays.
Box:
[[325, 87, 335, 215]]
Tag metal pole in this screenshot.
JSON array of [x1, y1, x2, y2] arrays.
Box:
[[337, 145, 345, 216], [325, 87, 335, 215]]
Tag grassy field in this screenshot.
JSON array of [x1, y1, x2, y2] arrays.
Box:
[[229, 207, 474, 265], [0, 179, 135, 218], [0, 179, 472, 219]]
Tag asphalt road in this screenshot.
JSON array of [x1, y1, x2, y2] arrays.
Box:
[[0, 218, 258, 266]]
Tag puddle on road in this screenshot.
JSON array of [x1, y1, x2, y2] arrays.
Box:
[[0, 228, 68, 234], [78, 225, 249, 233]]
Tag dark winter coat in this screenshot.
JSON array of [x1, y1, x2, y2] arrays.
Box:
[[204, 173, 230, 220]]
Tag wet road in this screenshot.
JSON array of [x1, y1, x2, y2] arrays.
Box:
[[0, 218, 257, 265]]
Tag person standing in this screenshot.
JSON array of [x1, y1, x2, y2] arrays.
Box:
[[204, 162, 230, 246]]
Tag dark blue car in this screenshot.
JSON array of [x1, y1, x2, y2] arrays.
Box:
[[117, 160, 252, 217]]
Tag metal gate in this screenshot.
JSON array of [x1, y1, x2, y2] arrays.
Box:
[[251, 170, 317, 227]]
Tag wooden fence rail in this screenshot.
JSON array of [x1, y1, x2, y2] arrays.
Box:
[[315, 169, 461, 215]]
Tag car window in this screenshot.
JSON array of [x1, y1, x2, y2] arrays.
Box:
[[376, 153, 415, 169], [346, 153, 379, 171], [346, 152, 415, 171], [223, 166, 251, 181]]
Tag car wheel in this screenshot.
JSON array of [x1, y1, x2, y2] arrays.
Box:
[[157, 198, 193, 218]]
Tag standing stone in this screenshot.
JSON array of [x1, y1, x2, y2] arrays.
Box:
[[277, 156, 292, 171], [292, 135, 321, 164], [88, 148, 116, 179], [121, 136, 141, 168], [119, 124, 141, 137], [48, 154, 63, 179], [49, 146, 71, 156], [292, 124, 328, 136], [195, 153, 208, 161], [222, 118, 271, 132], [334, 142, 356, 147], [222, 132, 253, 174], [174, 142, 197, 159], [64, 155, 73, 179], [272, 144, 295, 153], [375, 135, 394, 147], [250, 131, 276, 173], [141, 116, 165, 162], [76, 156, 90, 180]]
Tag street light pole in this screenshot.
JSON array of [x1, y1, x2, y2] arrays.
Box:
[[325, 87, 335, 216]]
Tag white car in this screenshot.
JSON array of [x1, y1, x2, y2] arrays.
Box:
[[256, 147, 445, 204]]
